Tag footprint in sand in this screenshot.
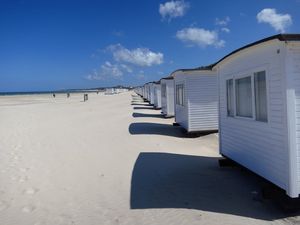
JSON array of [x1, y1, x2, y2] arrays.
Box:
[[13, 155, 20, 161], [19, 167, 30, 173], [24, 187, 39, 195], [0, 201, 9, 211], [19, 175, 29, 183], [10, 175, 18, 181], [22, 205, 36, 213], [57, 214, 75, 225]]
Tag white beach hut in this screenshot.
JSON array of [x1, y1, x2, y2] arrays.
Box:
[[105, 88, 115, 95], [160, 76, 175, 117], [171, 67, 218, 133], [153, 82, 162, 109], [143, 83, 150, 102], [149, 82, 155, 105], [215, 34, 300, 198]]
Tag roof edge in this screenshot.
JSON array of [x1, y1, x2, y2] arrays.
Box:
[[213, 33, 300, 68]]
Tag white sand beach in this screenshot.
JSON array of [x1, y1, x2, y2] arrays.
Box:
[[0, 92, 299, 225]]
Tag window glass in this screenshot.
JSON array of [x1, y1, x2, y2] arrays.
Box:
[[161, 84, 166, 97], [254, 71, 268, 122], [176, 84, 184, 106], [226, 79, 234, 117], [235, 76, 252, 118]]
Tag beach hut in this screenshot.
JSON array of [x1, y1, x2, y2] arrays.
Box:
[[143, 83, 150, 102], [149, 82, 155, 105], [214, 34, 300, 198], [105, 88, 115, 95], [171, 67, 218, 133], [153, 81, 162, 109], [160, 76, 175, 117]]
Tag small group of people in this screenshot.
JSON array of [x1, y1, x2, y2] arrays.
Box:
[[52, 92, 89, 101]]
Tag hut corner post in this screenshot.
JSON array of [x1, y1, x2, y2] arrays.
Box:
[[285, 44, 299, 198]]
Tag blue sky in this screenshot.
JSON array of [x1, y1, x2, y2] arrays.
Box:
[[0, 0, 299, 92]]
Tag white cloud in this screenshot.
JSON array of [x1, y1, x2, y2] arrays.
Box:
[[257, 8, 292, 33], [101, 61, 123, 78], [159, 0, 189, 21], [176, 27, 225, 48], [86, 61, 132, 80], [215, 16, 230, 26], [221, 27, 230, 33], [120, 64, 133, 73], [108, 44, 164, 67]]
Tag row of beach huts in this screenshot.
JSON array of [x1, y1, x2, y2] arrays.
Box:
[[134, 34, 300, 198]]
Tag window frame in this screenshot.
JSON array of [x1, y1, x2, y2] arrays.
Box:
[[234, 74, 254, 119], [226, 78, 234, 117], [176, 83, 185, 106], [225, 66, 269, 123], [254, 71, 268, 122], [161, 83, 167, 98]]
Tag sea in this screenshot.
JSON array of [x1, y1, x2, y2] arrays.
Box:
[[0, 90, 103, 96]]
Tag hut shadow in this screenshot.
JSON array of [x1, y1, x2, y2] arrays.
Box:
[[132, 112, 164, 118], [131, 102, 150, 106], [129, 122, 186, 138], [133, 106, 155, 110], [130, 152, 290, 220], [128, 122, 215, 138]]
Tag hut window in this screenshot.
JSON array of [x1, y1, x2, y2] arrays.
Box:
[[226, 79, 234, 117], [176, 84, 184, 106], [235, 76, 253, 118], [254, 71, 268, 122], [162, 84, 167, 97]]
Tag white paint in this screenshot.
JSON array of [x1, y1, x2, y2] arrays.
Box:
[[161, 79, 175, 117], [173, 70, 218, 132], [153, 83, 162, 109], [216, 39, 300, 197]]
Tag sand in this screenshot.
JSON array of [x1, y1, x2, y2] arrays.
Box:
[[0, 91, 299, 225]]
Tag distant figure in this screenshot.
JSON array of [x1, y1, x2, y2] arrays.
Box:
[[84, 94, 88, 102], [53, 93, 56, 98], [97, 91, 99, 95], [67, 93, 70, 98]]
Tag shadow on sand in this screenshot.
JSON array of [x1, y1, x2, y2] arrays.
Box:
[[131, 102, 150, 106], [133, 106, 155, 110], [129, 122, 216, 138], [132, 112, 164, 118], [130, 152, 292, 220], [129, 122, 186, 138]]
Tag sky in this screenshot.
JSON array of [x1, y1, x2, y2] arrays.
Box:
[[0, 0, 299, 92]]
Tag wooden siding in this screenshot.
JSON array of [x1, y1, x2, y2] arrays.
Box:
[[174, 74, 188, 130], [186, 74, 218, 132], [154, 84, 162, 108], [288, 42, 300, 195], [161, 79, 175, 116]]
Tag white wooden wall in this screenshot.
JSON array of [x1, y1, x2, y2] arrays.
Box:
[[218, 40, 289, 194], [287, 41, 300, 196], [175, 73, 189, 130], [186, 73, 218, 132]]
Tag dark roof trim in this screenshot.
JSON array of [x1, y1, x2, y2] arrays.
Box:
[[213, 34, 300, 67], [160, 76, 174, 81], [170, 64, 214, 76]]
